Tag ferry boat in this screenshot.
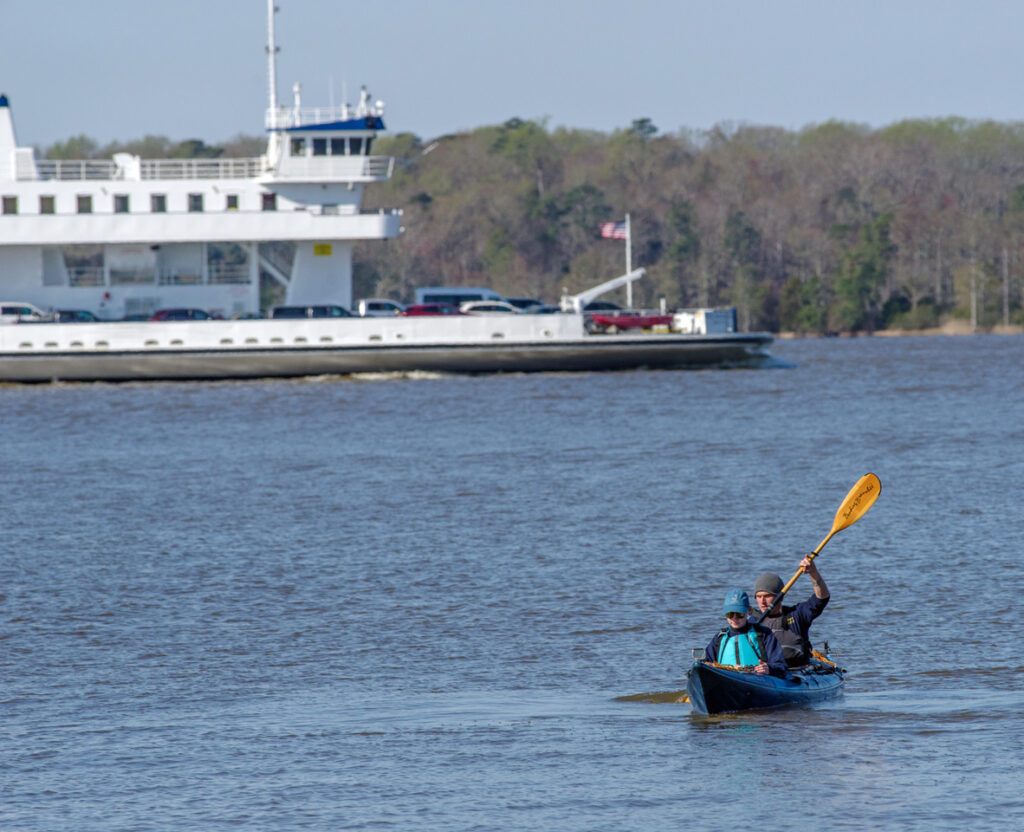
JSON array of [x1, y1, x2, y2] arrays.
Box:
[[0, 2, 772, 382], [0, 1, 398, 322]]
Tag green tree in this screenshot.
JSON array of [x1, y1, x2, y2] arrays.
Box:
[[490, 117, 557, 196], [667, 199, 701, 264], [724, 211, 762, 267], [629, 118, 658, 139], [45, 134, 99, 159], [831, 213, 897, 331], [483, 228, 516, 278], [666, 199, 701, 303], [169, 139, 223, 158]]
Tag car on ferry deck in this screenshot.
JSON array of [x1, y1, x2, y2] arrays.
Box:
[[459, 300, 522, 315], [269, 305, 353, 319], [582, 300, 623, 312], [55, 309, 102, 323], [149, 308, 215, 321], [1, 302, 49, 324], [354, 298, 405, 317], [506, 297, 543, 311], [413, 287, 505, 306], [400, 303, 463, 316]]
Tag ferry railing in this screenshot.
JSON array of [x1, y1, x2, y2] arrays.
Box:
[[110, 269, 157, 285], [268, 155, 394, 181], [158, 271, 203, 286], [34, 160, 120, 181], [265, 105, 386, 129], [152, 266, 252, 286], [28, 155, 390, 181], [67, 266, 105, 287], [139, 158, 264, 180], [209, 264, 251, 285], [365, 156, 394, 178], [31, 158, 266, 181]]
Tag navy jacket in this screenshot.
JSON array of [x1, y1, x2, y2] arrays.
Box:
[[705, 621, 788, 677], [761, 592, 829, 641]]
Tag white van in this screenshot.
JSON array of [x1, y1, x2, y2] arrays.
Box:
[[354, 298, 406, 317], [0, 302, 48, 324], [413, 286, 505, 306]]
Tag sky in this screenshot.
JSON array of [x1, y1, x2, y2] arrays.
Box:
[[3, 0, 1023, 149]]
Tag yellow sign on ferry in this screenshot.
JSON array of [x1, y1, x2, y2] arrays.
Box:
[[313, 243, 332, 256]]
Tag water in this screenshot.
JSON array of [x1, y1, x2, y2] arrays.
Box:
[[3, 334, 1023, 830]]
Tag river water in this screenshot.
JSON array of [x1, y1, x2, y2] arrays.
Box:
[[3, 334, 1023, 831]]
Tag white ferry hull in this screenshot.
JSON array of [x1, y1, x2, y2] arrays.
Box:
[[0, 317, 772, 381]]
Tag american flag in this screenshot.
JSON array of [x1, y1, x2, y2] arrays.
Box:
[[599, 221, 628, 240]]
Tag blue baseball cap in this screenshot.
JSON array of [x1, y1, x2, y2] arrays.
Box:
[[722, 588, 750, 616]]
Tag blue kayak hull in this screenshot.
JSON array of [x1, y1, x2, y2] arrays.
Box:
[[686, 658, 844, 715]]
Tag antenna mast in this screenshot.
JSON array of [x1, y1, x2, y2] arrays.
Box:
[[266, 0, 279, 116]]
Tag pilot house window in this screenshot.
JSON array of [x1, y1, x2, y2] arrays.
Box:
[[188, 193, 204, 212], [77, 195, 93, 214], [290, 137, 306, 156], [313, 138, 328, 156], [40, 195, 55, 214], [2, 195, 16, 214], [114, 194, 129, 213]]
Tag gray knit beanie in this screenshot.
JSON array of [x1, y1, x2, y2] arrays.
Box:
[[754, 572, 784, 595]]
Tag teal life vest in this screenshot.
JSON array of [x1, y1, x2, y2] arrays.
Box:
[[715, 627, 764, 666]]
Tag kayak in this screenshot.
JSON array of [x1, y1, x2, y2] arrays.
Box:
[[686, 652, 844, 715]]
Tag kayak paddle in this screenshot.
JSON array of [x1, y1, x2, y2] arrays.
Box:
[[756, 472, 881, 623]]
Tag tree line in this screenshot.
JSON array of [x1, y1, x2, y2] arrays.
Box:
[[45, 116, 1024, 333]]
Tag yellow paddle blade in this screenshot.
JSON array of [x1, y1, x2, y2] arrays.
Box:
[[810, 472, 881, 556], [768, 474, 883, 611], [833, 472, 881, 533]]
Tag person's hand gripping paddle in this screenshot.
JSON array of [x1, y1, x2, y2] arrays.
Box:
[[756, 473, 881, 624]]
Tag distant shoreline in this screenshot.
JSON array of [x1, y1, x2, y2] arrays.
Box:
[[776, 321, 1023, 339]]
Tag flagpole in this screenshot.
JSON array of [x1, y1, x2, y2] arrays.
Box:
[[625, 213, 632, 309]]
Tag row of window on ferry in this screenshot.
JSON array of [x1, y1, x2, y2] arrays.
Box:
[[1, 192, 279, 215], [289, 135, 373, 157]]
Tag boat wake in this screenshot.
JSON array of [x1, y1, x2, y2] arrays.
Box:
[[349, 370, 452, 382], [615, 690, 690, 704]]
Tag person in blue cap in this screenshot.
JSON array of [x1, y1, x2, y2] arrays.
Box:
[[704, 588, 787, 676]]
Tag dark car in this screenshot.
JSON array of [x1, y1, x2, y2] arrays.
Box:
[[527, 304, 563, 314], [269, 305, 352, 319], [149, 308, 213, 321], [55, 309, 102, 323], [400, 303, 464, 316], [582, 300, 623, 311], [506, 297, 544, 311]]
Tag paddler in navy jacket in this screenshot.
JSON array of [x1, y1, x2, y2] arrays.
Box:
[[705, 589, 787, 677], [754, 555, 829, 667]]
